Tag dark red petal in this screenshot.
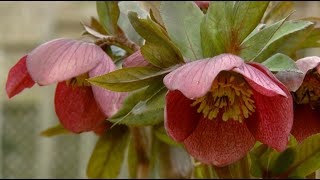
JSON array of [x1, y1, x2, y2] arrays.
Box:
[[165, 90, 202, 142], [5, 55, 35, 98], [92, 121, 112, 136], [247, 88, 293, 152], [194, 1, 210, 9], [291, 104, 320, 143], [183, 117, 255, 167], [54, 81, 106, 133]]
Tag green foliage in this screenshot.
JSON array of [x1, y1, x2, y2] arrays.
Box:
[[96, 1, 120, 35], [160, 1, 204, 61], [128, 12, 184, 68], [87, 125, 129, 179], [261, 53, 299, 72], [40, 124, 70, 137]]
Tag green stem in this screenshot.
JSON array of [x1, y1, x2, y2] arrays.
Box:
[[95, 35, 139, 54]]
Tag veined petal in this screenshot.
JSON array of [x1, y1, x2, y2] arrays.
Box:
[[246, 87, 293, 152], [122, 50, 150, 68], [54, 81, 106, 133], [183, 117, 255, 167], [275, 70, 305, 92], [165, 90, 202, 142], [89, 55, 127, 117], [233, 63, 287, 97], [291, 104, 320, 143], [27, 38, 104, 85], [6, 55, 35, 98], [163, 54, 244, 99], [295, 56, 320, 75]]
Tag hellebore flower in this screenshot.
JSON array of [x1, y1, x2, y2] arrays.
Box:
[[276, 56, 320, 142], [194, 1, 210, 9], [163, 54, 293, 166], [6, 38, 125, 134]]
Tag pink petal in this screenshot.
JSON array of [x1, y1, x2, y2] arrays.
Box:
[[291, 104, 320, 143], [233, 63, 287, 97], [275, 70, 305, 92], [122, 50, 150, 68], [246, 87, 293, 152], [165, 90, 202, 142], [89, 55, 128, 117], [163, 54, 245, 99], [54, 81, 106, 133], [295, 56, 320, 75], [26, 38, 104, 85], [5, 55, 35, 98], [183, 117, 255, 167]]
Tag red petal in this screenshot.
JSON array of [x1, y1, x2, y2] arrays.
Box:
[[194, 1, 210, 8], [183, 117, 255, 167], [291, 104, 320, 143], [54, 81, 106, 133], [92, 121, 112, 136], [5, 55, 35, 98], [165, 90, 202, 142]]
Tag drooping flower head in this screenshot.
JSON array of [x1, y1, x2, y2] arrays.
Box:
[[277, 56, 320, 142], [163, 54, 293, 166], [6, 38, 125, 134]]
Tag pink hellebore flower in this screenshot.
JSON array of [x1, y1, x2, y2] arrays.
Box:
[[163, 54, 293, 167], [6, 38, 125, 134], [122, 50, 149, 68], [277, 56, 320, 142]]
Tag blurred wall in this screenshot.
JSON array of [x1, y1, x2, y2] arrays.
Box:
[[0, 1, 320, 179]]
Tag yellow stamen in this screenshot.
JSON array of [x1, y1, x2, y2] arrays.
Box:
[[191, 71, 256, 123], [66, 73, 91, 87]]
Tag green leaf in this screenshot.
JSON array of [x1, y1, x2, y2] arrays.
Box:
[[40, 124, 70, 137], [213, 155, 252, 179], [87, 125, 129, 179], [201, 1, 269, 57], [287, 134, 320, 178], [262, 1, 294, 25], [270, 148, 296, 177], [88, 66, 174, 92], [253, 20, 314, 62], [154, 125, 182, 147], [193, 164, 219, 179], [118, 1, 148, 45], [96, 1, 120, 35], [160, 1, 204, 61], [240, 17, 288, 61], [262, 53, 299, 72], [138, 1, 164, 26], [128, 12, 184, 68], [108, 81, 167, 126], [127, 134, 138, 179]]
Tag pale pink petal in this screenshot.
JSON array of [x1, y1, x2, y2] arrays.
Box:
[[165, 90, 202, 142], [6, 55, 35, 98], [27, 38, 104, 85], [291, 104, 320, 143], [122, 50, 150, 68], [295, 56, 320, 74], [163, 54, 244, 99], [54, 81, 106, 133], [89, 55, 128, 117], [275, 70, 305, 92], [246, 86, 293, 152], [183, 117, 255, 167], [233, 63, 287, 97]]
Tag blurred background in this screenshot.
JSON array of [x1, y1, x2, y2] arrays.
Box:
[[0, 1, 319, 179]]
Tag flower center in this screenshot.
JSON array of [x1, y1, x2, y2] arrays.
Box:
[[66, 73, 91, 87], [191, 71, 256, 123], [294, 70, 320, 107]]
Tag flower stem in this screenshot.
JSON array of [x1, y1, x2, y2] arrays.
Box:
[[95, 35, 139, 54]]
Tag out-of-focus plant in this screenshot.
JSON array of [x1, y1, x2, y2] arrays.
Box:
[[5, 1, 320, 179]]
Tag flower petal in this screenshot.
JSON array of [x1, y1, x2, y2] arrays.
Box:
[[275, 70, 305, 92], [89, 55, 127, 117], [92, 121, 113, 136], [54, 81, 106, 133], [122, 50, 150, 68], [295, 56, 320, 74], [165, 90, 202, 142], [27, 38, 104, 85], [246, 87, 293, 151], [163, 54, 244, 99], [5, 55, 35, 98], [233, 63, 287, 97], [183, 117, 255, 167], [194, 1, 210, 9], [291, 104, 320, 143]]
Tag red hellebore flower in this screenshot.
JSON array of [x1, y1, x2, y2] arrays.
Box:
[[163, 54, 293, 166], [6, 38, 125, 134], [277, 56, 320, 142], [194, 1, 210, 9]]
